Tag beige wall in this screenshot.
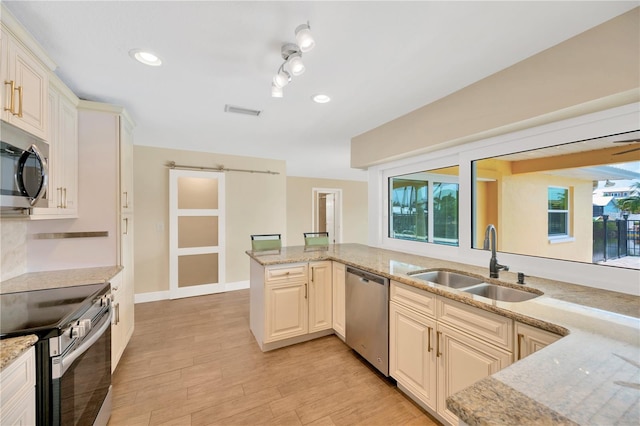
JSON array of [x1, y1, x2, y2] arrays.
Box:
[[352, 8, 640, 168], [133, 145, 287, 295], [286, 177, 368, 247]]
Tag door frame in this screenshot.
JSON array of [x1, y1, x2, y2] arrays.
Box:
[[311, 187, 343, 244]]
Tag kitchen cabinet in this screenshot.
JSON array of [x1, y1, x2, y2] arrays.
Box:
[[76, 101, 135, 371], [331, 261, 346, 340], [264, 264, 308, 342], [515, 321, 561, 360], [390, 301, 437, 409], [389, 281, 512, 426], [110, 270, 134, 371], [0, 346, 35, 426], [31, 75, 78, 218], [309, 261, 332, 333], [250, 260, 334, 351], [0, 26, 48, 140]]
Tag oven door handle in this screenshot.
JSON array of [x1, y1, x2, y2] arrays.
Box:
[[52, 309, 112, 379]]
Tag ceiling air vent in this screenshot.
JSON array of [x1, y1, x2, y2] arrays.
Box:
[[224, 104, 262, 116]]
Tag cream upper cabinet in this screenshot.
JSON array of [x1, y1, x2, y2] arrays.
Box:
[[308, 261, 332, 333], [0, 346, 35, 426], [331, 261, 346, 340], [0, 26, 48, 140], [120, 117, 134, 214], [515, 321, 562, 360], [31, 77, 78, 219], [264, 264, 309, 343]]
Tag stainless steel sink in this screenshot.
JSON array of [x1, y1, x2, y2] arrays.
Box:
[[410, 270, 485, 289], [462, 283, 540, 302]]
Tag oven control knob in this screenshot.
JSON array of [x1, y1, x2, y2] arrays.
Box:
[[79, 319, 92, 332], [71, 326, 84, 338]]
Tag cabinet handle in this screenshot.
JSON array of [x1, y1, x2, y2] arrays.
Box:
[[63, 188, 67, 208], [311, 267, 315, 282], [304, 283, 308, 299], [123, 217, 129, 235], [517, 333, 524, 360], [116, 302, 120, 325], [123, 191, 129, 209], [427, 326, 433, 352], [16, 85, 23, 117], [4, 80, 15, 114], [436, 331, 442, 357], [57, 188, 63, 208]]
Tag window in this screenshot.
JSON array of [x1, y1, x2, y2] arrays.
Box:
[[389, 166, 459, 246], [548, 187, 569, 237]]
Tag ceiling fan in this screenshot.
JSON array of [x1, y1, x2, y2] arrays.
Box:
[[612, 137, 640, 155]]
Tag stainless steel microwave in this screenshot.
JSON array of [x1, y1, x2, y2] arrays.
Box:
[[1, 122, 49, 212]]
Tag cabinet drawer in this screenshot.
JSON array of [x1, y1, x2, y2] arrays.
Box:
[[0, 346, 35, 408], [437, 298, 512, 351], [265, 264, 308, 284], [391, 281, 436, 318]]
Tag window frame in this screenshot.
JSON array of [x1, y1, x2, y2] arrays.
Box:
[[547, 186, 570, 239]]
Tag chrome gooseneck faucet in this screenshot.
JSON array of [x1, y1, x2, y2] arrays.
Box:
[[483, 224, 509, 278]]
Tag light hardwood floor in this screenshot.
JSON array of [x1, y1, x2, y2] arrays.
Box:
[[109, 289, 440, 426]]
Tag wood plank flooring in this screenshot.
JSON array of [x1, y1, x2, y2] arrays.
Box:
[[108, 289, 440, 426]]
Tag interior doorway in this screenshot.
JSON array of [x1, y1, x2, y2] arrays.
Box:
[[312, 188, 343, 244]]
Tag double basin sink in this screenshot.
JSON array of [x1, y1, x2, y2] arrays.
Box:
[[409, 270, 541, 302]]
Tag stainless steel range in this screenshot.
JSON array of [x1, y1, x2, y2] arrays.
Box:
[[1, 282, 112, 426]]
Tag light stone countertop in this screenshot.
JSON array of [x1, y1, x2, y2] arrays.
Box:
[[0, 265, 122, 294], [0, 335, 38, 371], [247, 243, 640, 425]]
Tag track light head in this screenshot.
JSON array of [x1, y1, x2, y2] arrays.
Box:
[[295, 22, 315, 53]]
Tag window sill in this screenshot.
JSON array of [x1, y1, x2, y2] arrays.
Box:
[[548, 236, 575, 244]]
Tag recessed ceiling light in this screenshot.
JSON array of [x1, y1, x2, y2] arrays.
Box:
[[129, 49, 162, 66], [312, 94, 331, 104]]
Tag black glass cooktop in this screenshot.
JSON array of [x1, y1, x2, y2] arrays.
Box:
[[0, 282, 109, 339]]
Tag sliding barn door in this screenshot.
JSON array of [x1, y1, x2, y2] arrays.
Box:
[[169, 169, 225, 299]]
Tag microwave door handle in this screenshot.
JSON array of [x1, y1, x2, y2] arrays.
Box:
[[27, 144, 48, 206]]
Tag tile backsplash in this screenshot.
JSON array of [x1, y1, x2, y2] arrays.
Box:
[[0, 219, 27, 281]]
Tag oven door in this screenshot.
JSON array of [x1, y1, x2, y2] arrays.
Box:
[[51, 309, 112, 426]]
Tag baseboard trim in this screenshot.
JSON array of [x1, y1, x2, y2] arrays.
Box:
[[134, 280, 249, 304]]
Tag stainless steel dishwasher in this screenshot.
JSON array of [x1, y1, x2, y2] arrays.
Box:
[[345, 266, 389, 376]]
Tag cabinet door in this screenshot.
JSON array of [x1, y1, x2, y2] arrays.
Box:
[[4, 34, 48, 139], [308, 261, 332, 333], [57, 93, 78, 214], [437, 322, 512, 425], [119, 117, 134, 213], [264, 280, 308, 343], [332, 262, 346, 339], [110, 272, 124, 372], [120, 214, 135, 347], [515, 322, 561, 360], [390, 302, 437, 411]]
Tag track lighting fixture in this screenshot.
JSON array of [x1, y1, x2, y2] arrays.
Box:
[[271, 22, 314, 98]]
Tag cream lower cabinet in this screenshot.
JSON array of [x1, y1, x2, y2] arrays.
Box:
[[515, 321, 562, 360], [390, 301, 437, 409], [390, 281, 513, 426], [251, 260, 333, 351], [0, 346, 35, 426], [110, 268, 134, 372], [264, 264, 309, 343], [332, 261, 346, 340]]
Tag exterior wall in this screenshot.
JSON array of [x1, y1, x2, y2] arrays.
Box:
[[499, 174, 593, 263], [286, 176, 368, 246], [351, 8, 640, 168], [133, 145, 287, 296]]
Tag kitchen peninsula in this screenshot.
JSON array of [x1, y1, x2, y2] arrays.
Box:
[[247, 243, 640, 425]]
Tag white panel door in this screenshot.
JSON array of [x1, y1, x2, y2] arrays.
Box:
[[169, 169, 225, 299]]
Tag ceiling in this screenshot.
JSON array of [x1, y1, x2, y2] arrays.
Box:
[[4, 1, 637, 181]]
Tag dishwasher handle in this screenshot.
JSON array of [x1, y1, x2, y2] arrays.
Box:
[[346, 266, 388, 286]]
